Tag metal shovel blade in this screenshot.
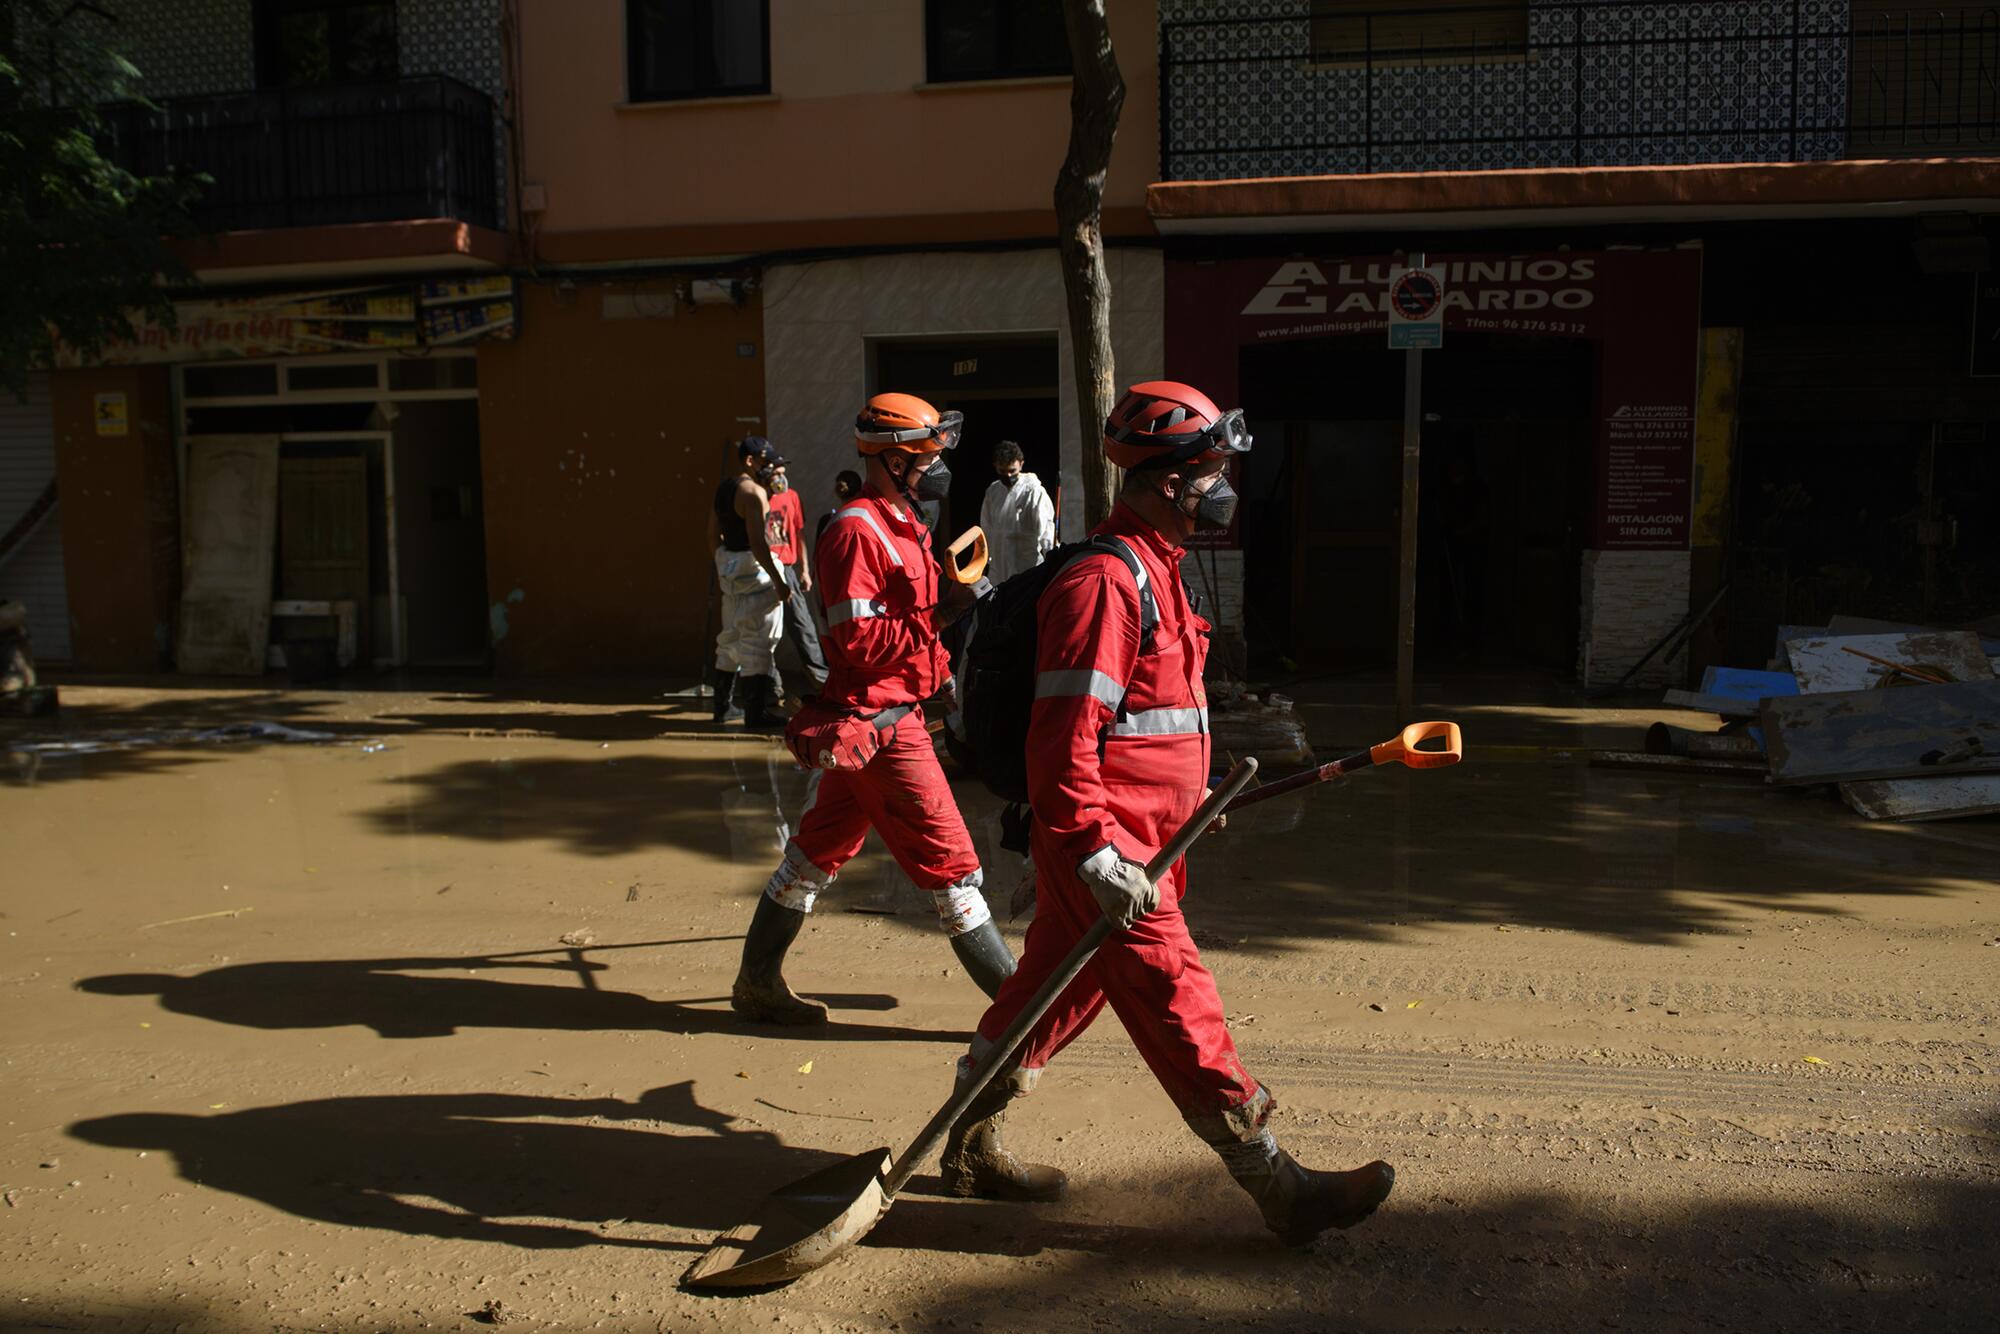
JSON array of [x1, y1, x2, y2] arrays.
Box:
[[680, 1148, 892, 1290]]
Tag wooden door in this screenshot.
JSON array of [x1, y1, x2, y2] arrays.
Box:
[[279, 455, 370, 659]]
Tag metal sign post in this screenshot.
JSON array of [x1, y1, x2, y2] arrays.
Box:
[[1386, 254, 1442, 725]]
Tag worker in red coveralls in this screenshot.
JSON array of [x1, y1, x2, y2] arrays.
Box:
[[935, 382, 1395, 1247], [730, 392, 1016, 1025]]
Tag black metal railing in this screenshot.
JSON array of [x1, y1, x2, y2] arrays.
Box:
[[103, 75, 501, 232], [1160, 2, 2000, 181]]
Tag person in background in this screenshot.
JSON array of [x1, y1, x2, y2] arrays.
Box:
[[705, 437, 788, 728], [765, 463, 828, 702], [979, 440, 1057, 583], [816, 470, 863, 548]]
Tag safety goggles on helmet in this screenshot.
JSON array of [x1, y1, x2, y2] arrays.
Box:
[[1107, 406, 1253, 463], [855, 409, 963, 453]]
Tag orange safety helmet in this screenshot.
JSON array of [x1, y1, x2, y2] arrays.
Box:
[[1103, 380, 1252, 471], [855, 392, 964, 455]]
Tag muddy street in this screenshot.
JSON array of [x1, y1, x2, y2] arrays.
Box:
[[4, 685, 1997, 1333]]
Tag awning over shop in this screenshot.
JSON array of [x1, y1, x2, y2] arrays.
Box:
[[1147, 157, 2000, 234]]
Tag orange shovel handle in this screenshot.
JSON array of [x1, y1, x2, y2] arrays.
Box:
[[945, 526, 989, 585], [1370, 720, 1463, 769]]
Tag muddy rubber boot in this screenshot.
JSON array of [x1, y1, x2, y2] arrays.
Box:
[[739, 675, 784, 730], [948, 920, 1017, 1000], [1186, 1086, 1394, 1247], [939, 1061, 1067, 1203], [710, 668, 742, 723], [729, 895, 827, 1026]]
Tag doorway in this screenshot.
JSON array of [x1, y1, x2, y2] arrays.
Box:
[[1240, 332, 1594, 674], [869, 333, 1061, 546], [177, 352, 487, 670]]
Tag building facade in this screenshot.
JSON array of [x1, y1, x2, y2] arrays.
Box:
[[8, 0, 1168, 678], [1151, 0, 2000, 685]]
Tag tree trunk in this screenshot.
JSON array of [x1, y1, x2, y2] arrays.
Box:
[[1056, 0, 1125, 531]]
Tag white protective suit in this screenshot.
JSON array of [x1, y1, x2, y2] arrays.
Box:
[[713, 547, 783, 675], [979, 471, 1057, 584]]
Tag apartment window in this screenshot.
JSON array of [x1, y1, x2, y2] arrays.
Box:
[[926, 0, 1069, 84], [256, 0, 399, 88], [1310, 1, 1527, 64], [628, 0, 771, 102]]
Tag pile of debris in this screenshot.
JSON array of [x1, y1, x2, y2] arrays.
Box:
[[0, 600, 58, 718], [1599, 614, 2000, 822], [1208, 682, 1314, 773]]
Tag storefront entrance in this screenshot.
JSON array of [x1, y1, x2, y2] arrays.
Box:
[[1239, 332, 1594, 673], [177, 353, 488, 670], [870, 334, 1062, 544]]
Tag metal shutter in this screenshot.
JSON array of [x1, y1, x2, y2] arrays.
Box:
[[0, 372, 71, 661]]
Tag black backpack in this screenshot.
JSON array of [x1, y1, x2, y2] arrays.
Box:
[[953, 536, 1158, 806]]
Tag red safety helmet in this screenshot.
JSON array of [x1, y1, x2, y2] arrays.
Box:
[[1103, 381, 1252, 470], [855, 392, 963, 456]]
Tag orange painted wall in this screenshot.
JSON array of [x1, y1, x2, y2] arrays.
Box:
[[48, 367, 179, 671], [474, 281, 765, 676], [517, 0, 1158, 245]]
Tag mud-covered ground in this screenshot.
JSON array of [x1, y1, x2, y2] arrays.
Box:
[[3, 681, 1996, 1333]]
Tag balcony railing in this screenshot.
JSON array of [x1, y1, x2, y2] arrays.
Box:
[[103, 75, 501, 232], [1160, 2, 2000, 182]]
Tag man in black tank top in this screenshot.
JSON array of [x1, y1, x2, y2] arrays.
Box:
[[705, 438, 789, 726]]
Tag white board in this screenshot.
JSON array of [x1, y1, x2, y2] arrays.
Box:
[[1784, 631, 1994, 695], [1843, 775, 2000, 822], [178, 436, 280, 676]]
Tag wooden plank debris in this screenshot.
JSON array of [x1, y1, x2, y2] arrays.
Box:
[[1842, 775, 2000, 822], [1826, 614, 2000, 656], [1761, 680, 2000, 786], [1783, 631, 1994, 695], [1590, 750, 1766, 777]]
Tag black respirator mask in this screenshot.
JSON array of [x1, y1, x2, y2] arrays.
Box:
[[1180, 471, 1239, 532], [892, 452, 953, 505]]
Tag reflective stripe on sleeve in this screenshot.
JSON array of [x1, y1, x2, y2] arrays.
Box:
[[1034, 668, 1124, 710]]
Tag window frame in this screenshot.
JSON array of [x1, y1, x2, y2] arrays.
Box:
[[253, 0, 401, 91], [1308, 0, 1529, 68], [923, 0, 1071, 86], [625, 0, 774, 105]]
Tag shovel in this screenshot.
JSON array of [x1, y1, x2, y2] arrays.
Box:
[[1220, 719, 1462, 817], [681, 755, 1263, 1290]]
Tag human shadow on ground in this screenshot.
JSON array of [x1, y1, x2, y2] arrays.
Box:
[[76, 940, 964, 1044], [68, 1081, 846, 1253]]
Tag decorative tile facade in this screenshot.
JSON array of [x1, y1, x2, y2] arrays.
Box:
[[95, 0, 507, 196], [1160, 0, 1856, 179]]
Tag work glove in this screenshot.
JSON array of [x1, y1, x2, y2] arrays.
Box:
[[1078, 846, 1157, 929]]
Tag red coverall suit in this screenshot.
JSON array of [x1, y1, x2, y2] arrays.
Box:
[[760, 487, 988, 935], [971, 502, 1259, 1114]]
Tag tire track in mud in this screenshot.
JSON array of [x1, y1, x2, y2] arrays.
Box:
[[1204, 955, 2000, 1028], [1052, 1041, 2000, 1186], [1053, 1043, 2000, 1143]]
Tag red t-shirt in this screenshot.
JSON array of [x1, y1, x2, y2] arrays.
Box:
[[766, 488, 803, 567]]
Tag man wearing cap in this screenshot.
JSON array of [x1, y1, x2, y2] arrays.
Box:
[[706, 437, 788, 728]]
